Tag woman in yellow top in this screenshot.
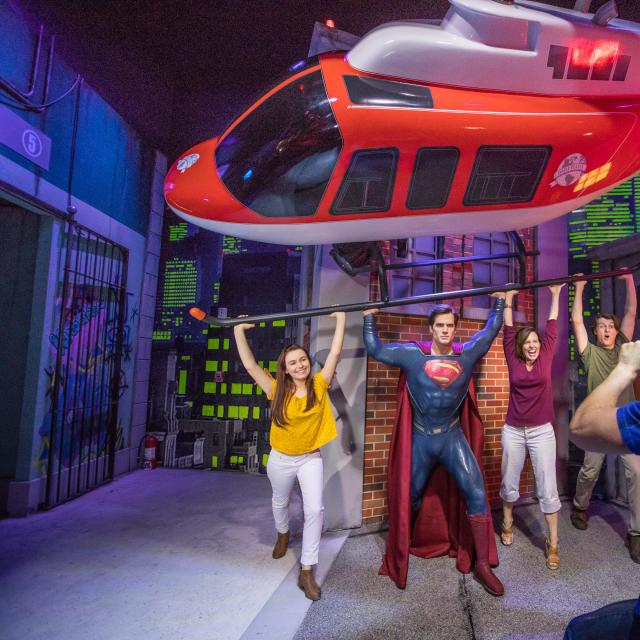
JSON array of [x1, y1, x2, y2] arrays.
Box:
[[233, 311, 345, 601]]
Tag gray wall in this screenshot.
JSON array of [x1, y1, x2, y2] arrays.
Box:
[[308, 245, 369, 531]]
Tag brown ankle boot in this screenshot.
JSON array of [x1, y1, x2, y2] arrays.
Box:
[[298, 566, 321, 601], [272, 531, 289, 559], [468, 514, 505, 597]]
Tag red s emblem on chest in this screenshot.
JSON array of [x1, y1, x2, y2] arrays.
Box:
[[424, 360, 463, 388]]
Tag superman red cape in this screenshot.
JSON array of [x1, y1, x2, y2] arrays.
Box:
[[379, 341, 499, 589]]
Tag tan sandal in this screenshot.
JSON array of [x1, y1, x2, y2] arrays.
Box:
[[545, 539, 560, 570], [500, 522, 513, 546]]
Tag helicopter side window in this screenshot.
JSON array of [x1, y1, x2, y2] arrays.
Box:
[[215, 69, 342, 218], [464, 146, 551, 206], [343, 76, 434, 109], [330, 148, 398, 215], [406, 147, 459, 210]]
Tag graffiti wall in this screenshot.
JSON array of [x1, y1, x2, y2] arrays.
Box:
[[32, 231, 138, 482]]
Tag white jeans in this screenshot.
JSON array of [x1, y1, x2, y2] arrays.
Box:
[[266, 448, 324, 566], [500, 423, 561, 514]]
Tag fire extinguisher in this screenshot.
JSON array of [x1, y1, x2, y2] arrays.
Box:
[[143, 434, 158, 470]]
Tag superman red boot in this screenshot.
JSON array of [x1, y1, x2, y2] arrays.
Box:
[[468, 514, 504, 597]]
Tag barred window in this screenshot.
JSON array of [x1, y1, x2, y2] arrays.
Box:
[[390, 236, 443, 315], [471, 232, 516, 309]]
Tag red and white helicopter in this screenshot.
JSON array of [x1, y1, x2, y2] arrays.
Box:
[[164, 0, 640, 324]]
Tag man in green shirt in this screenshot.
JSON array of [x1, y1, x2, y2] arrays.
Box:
[[570, 271, 640, 563]]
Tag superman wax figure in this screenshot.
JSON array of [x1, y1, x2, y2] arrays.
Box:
[[363, 298, 505, 596]]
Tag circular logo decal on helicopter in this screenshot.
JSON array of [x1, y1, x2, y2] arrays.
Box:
[[550, 153, 587, 187], [177, 153, 200, 174]]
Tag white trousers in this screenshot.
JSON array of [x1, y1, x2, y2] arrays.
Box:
[[500, 423, 561, 514], [266, 448, 324, 566]]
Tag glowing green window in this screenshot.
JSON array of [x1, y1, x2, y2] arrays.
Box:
[[217, 405, 224, 417], [253, 406, 260, 419], [228, 406, 239, 418], [205, 360, 219, 372], [256, 387, 263, 396], [222, 360, 229, 372], [242, 383, 253, 394], [272, 320, 286, 327], [262, 453, 269, 466], [178, 370, 188, 394], [230, 455, 238, 464], [208, 338, 220, 350], [239, 406, 249, 419], [202, 405, 214, 417], [268, 361, 278, 372], [204, 382, 217, 394], [220, 383, 227, 395], [211, 455, 219, 469], [231, 383, 242, 395], [223, 338, 230, 350]]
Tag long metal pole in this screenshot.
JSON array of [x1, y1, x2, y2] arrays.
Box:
[[194, 265, 639, 328]]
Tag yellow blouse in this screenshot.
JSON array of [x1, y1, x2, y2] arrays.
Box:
[[268, 372, 337, 455]]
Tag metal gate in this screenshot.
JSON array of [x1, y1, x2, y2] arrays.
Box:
[[45, 221, 128, 508]]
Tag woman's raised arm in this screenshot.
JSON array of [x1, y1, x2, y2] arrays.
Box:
[[320, 311, 346, 385], [233, 322, 274, 395], [548, 283, 565, 321]]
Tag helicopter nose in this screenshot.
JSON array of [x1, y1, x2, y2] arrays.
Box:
[[164, 138, 220, 220]]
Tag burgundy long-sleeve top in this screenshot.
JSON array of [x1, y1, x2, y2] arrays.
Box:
[[503, 319, 557, 427]]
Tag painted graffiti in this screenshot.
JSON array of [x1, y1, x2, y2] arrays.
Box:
[[36, 287, 138, 474], [48, 301, 106, 353]]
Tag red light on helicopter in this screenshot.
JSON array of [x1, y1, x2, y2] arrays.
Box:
[[571, 40, 620, 67], [326, 19, 335, 28], [592, 41, 620, 66]]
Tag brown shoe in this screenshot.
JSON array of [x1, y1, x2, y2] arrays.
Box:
[[628, 534, 640, 564], [570, 508, 588, 531], [272, 531, 289, 559], [545, 539, 560, 570], [298, 566, 321, 601]]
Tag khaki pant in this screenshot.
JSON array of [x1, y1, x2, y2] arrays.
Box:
[[573, 451, 640, 535]]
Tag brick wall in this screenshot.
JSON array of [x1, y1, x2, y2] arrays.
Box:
[[362, 230, 536, 526]]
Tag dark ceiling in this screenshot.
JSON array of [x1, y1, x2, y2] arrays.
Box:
[[17, 0, 640, 162]]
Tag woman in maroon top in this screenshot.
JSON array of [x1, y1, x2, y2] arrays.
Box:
[[500, 284, 564, 570]]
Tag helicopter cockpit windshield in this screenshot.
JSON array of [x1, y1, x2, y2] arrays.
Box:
[[215, 67, 343, 218]]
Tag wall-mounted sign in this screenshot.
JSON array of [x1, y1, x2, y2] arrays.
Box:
[[0, 105, 52, 171]]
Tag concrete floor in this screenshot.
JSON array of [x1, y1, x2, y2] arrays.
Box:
[[0, 469, 346, 640], [1, 469, 638, 640], [295, 499, 640, 640]]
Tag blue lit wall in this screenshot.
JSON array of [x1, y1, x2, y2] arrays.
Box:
[[0, 0, 160, 506], [0, 0, 153, 235]]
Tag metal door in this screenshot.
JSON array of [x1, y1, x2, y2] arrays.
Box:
[[45, 221, 128, 507]]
